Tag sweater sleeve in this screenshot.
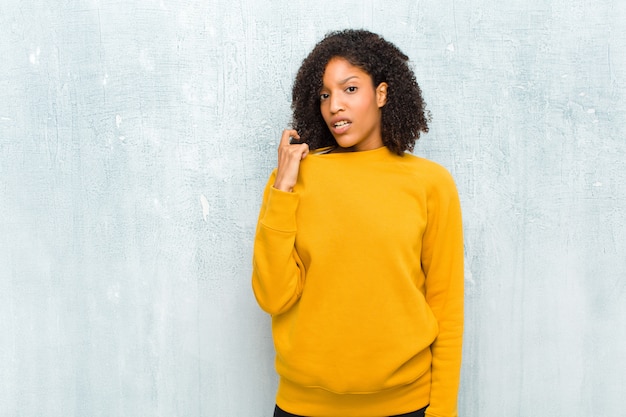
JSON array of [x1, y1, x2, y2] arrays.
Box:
[[251, 171, 306, 316], [421, 169, 464, 417]]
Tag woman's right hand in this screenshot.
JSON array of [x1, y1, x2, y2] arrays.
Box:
[[273, 129, 309, 192]]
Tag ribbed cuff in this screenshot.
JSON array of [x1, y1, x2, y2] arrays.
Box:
[[261, 187, 299, 232]]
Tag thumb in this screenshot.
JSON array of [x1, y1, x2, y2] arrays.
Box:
[[300, 144, 310, 160]]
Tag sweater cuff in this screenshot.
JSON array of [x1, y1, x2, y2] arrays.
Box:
[[260, 187, 299, 232]]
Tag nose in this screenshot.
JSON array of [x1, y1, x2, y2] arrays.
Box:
[[329, 94, 344, 114]]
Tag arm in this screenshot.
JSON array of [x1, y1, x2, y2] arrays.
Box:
[[251, 130, 309, 316], [251, 173, 306, 315], [422, 170, 464, 417]]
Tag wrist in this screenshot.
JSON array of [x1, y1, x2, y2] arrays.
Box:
[[273, 180, 294, 192]]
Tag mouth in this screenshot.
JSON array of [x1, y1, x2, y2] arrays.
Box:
[[331, 119, 352, 133]]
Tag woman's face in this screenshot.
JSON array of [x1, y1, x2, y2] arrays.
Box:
[[319, 57, 388, 152]]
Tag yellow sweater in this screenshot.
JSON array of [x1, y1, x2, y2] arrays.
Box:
[[252, 146, 464, 417]]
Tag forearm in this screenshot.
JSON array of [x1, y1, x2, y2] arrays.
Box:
[[251, 186, 305, 315]]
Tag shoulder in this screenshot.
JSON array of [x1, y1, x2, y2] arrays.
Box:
[[399, 153, 457, 188], [398, 155, 462, 217]]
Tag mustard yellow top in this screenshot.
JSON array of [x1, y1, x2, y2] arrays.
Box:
[[252, 146, 464, 417]]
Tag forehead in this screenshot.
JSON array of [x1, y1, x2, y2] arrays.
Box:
[[322, 57, 372, 83]]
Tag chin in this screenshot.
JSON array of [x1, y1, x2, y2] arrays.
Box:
[[334, 138, 356, 148]]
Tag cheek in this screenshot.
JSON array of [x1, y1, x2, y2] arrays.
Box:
[[359, 98, 378, 116], [320, 103, 330, 122]]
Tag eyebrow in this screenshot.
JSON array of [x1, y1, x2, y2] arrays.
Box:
[[322, 75, 360, 90], [338, 75, 360, 84]]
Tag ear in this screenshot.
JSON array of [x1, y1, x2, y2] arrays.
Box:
[[376, 82, 388, 108]]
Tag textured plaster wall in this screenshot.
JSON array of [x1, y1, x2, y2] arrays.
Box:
[[1, 0, 625, 416]]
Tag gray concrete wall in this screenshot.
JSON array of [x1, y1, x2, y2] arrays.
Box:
[[1, 0, 625, 415]]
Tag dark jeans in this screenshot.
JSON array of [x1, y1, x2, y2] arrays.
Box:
[[273, 404, 428, 417]]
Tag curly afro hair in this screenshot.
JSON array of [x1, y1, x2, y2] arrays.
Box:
[[291, 29, 429, 155]]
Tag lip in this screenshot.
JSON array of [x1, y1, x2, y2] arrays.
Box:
[[329, 117, 352, 135]]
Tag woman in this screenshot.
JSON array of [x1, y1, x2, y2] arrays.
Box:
[[252, 29, 464, 417]]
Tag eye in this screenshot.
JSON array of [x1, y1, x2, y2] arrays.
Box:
[[320, 92, 330, 101], [346, 86, 358, 93]]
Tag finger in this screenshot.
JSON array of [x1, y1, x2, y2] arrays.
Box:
[[279, 129, 300, 147]]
